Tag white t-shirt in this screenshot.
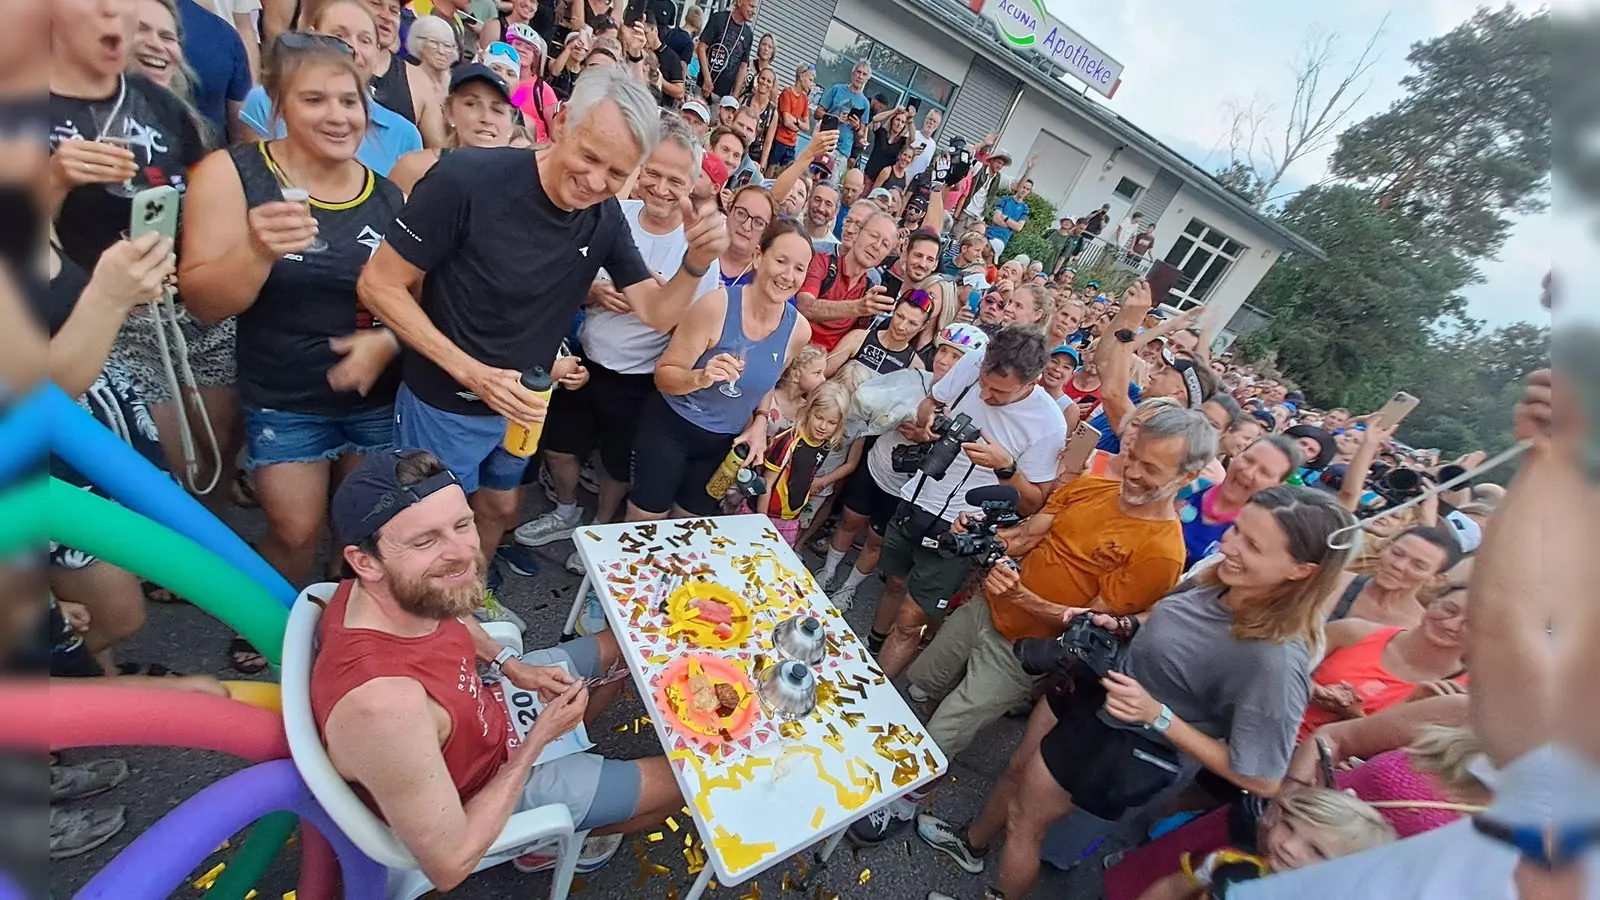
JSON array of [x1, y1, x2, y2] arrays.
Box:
[[906, 130, 935, 180], [585, 199, 722, 375], [898, 347, 1066, 520], [963, 178, 992, 218]]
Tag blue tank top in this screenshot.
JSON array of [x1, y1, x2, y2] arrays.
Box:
[[664, 283, 799, 435]]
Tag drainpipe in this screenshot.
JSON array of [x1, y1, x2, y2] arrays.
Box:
[[995, 84, 1024, 142]]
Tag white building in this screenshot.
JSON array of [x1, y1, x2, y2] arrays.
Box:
[[749, 0, 1325, 336]]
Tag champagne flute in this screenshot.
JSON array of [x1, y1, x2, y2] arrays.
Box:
[[274, 175, 327, 254], [718, 343, 749, 399], [93, 78, 140, 199]]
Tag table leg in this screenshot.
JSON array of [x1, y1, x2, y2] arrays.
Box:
[[681, 862, 715, 900], [817, 825, 848, 863], [559, 575, 590, 643]]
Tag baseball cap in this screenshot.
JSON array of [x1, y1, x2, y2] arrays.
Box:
[[1049, 344, 1081, 366], [332, 450, 463, 548], [449, 63, 512, 102], [809, 153, 834, 177], [1444, 510, 1484, 552], [681, 99, 711, 123], [1084, 280, 1099, 289], [701, 152, 729, 189], [867, 187, 893, 202], [504, 23, 545, 56], [937, 323, 988, 355], [719, 95, 741, 110], [987, 237, 1005, 257]]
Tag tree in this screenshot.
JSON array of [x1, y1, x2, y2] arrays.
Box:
[[1330, 5, 1551, 259], [1216, 21, 1386, 207], [1238, 185, 1477, 404]]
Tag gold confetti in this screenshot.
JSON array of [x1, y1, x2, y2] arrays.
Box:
[[615, 723, 631, 733], [245, 892, 257, 900], [282, 894, 297, 900], [647, 832, 665, 843], [666, 816, 680, 832], [713, 825, 777, 872], [781, 872, 794, 891], [857, 868, 872, 885], [192, 863, 225, 890], [810, 807, 825, 829], [666, 886, 679, 900], [738, 884, 763, 900]]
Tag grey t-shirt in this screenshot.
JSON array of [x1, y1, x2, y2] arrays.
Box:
[[1117, 581, 1313, 780]]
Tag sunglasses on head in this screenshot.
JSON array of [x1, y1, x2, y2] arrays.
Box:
[[904, 289, 934, 311], [275, 32, 355, 56]]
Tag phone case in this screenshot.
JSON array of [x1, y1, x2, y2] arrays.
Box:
[[129, 185, 181, 243]]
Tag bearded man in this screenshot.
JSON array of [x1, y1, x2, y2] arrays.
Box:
[[311, 450, 682, 888]]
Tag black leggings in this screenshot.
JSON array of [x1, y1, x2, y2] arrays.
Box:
[[628, 392, 738, 516]]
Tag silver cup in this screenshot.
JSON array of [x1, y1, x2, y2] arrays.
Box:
[[758, 660, 817, 721], [773, 614, 827, 666]]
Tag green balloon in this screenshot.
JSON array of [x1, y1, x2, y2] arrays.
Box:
[[49, 479, 289, 666], [0, 477, 47, 555], [203, 811, 297, 900]]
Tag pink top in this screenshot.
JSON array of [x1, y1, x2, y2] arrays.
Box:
[[1336, 748, 1464, 838], [512, 79, 557, 143]]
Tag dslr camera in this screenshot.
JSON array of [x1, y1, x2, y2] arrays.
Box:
[[935, 136, 974, 187], [1365, 461, 1425, 508], [937, 485, 1023, 567], [891, 411, 984, 480], [1013, 615, 1124, 679]]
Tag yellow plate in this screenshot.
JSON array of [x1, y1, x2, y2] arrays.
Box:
[[664, 580, 752, 649]]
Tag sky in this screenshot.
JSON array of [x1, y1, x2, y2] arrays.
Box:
[[1042, 0, 1553, 329]]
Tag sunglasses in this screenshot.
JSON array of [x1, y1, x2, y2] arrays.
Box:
[[904, 289, 934, 311], [275, 32, 355, 56]]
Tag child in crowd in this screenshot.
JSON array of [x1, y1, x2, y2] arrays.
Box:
[[1133, 786, 1396, 900], [762, 344, 828, 441], [756, 382, 848, 545], [795, 363, 875, 546]]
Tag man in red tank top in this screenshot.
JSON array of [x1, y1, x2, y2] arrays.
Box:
[[313, 449, 682, 890]]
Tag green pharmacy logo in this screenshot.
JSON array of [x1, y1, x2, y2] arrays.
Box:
[[992, 0, 1047, 47]]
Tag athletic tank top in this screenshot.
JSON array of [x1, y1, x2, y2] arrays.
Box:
[[228, 142, 405, 415], [310, 580, 511, 809], [1327, 575, 1373, 622], [664, 282, 798, 435], [370, 55, 416, 124], [853, 326, 917, 374], [1297, 626, 1469, 741], [880, 170, 907, 193]]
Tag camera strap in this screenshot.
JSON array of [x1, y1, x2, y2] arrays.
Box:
[[904, 381, 979, 542]]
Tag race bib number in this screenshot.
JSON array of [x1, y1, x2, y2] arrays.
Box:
[[486, 660, 596, 766]]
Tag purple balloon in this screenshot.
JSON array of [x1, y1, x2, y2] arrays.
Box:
[[74, 760, 386, 900]]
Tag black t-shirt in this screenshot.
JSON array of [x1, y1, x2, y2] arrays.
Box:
[[656, 43, 685, 109], [49, 75, 207, 273], [699, 12, 752, 97], [865, 130, 907, 183], [229, 143, 405, 415], [902, 171, 933, 229], [386, 147, 652, 414], [664, 26, 695, 66]]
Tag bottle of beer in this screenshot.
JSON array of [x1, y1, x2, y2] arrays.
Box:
[[705, 443, 750, 498], [501, 367, 555, 458]]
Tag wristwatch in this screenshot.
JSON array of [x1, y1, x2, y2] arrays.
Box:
[[1114, 328, 1137, 344], [1147, 704, 1173, 733], [994, 463, 1017, 480], [486, 646, 517, 680]]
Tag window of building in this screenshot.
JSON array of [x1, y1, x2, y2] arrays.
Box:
[[1112, 177, 1142, 201], [814, 20, 958, 122], [1163, 218, 1246, 309]]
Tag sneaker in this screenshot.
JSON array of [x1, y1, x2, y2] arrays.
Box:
[[496, 543, 543, 577], [515, 508, 584, 548], [848, 796, 917, 846], [474, 589, 527, 634], [564, 548, 586, 576], [513, 832, 624, 874], [829, 582, 858, 613], [50, 805, 127, 859], [50, 760, 129, 802], [575, 588, 607, 636], [917, 813, 986, 875]]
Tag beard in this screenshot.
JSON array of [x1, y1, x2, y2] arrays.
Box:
[[389, 551, 488, 620], [1123, 478, 1184, 507]]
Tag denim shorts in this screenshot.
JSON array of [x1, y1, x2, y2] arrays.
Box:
[[393, 384, 530, 494], [243, 405, 394, 471]]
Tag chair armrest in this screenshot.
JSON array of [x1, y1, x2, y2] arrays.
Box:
[[485, 802, 576, 856], [481, 622, 524, 655]]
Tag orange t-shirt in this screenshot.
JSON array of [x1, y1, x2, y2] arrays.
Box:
[[990, 476, 1186, 641], [776, 87, 808, 147]]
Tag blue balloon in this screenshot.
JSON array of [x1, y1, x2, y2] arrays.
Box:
[[44, 385, 296, 605], [74, 760, 386, 900], [0, 385, 49, 489]]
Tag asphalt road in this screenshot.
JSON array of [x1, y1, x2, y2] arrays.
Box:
[[51, 488, 1115, 900]]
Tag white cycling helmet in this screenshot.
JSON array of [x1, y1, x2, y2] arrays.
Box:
[[937, 323, 988, 355]]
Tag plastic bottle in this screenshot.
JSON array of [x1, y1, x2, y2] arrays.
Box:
[[501, 367, 555, 457], [705, 443, 750, 498]]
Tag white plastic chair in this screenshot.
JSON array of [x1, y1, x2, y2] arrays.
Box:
[[282, 583, 586, 900]]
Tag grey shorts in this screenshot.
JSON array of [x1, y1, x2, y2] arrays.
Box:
[[110, 309, 237, 404], [513, 637, 642, 831]]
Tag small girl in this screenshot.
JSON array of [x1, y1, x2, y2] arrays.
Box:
[[756, 382, 847, 546], [1134, 786, 1397, 900]]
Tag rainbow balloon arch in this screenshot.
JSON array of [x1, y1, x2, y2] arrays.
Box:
[[6, 385, 389, 900]]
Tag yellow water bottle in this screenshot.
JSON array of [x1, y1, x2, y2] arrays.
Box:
[[502, 367, 554, 458], [705, 442, 750, 498]]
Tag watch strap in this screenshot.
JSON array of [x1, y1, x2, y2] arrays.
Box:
[[488, 645, 517, 679]]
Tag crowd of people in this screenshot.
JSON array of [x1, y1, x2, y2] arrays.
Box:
[[33, 0, 1590, 897]]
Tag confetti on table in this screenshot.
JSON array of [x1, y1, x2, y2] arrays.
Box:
[[712, 825, 778, 872], [810, 806, 825, 829]]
